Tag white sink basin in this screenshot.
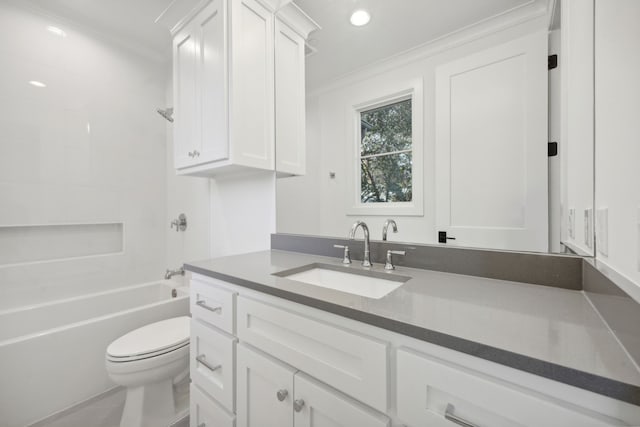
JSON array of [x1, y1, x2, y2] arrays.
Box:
[[275, 264, 410, 299]]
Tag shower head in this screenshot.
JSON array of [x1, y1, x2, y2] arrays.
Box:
[[157, 107, 174, 123]]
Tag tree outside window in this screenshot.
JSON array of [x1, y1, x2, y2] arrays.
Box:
[[359, 99, 413, 203]]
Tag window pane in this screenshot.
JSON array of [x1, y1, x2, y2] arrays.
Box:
[[360, 99, 412, 156], [361, 152, 412, 203]]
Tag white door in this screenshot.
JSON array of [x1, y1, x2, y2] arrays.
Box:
[[236, 343, 295, 427], [197, 0, 229, 165], [435, 31, 548, 252], [173, 20, 199, 169], [293, 372, 390, 427]]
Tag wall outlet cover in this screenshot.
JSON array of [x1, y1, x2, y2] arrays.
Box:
[[569, 208, 575, 239], [584, 208, 593, 249], [596, 208, 609, 257]]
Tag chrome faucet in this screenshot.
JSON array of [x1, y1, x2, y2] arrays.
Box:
[[382, 219, 398, 241], [349, 221, 372, 267], [165, 266, 185, 280]]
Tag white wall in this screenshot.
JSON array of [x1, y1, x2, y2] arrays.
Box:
[[594, 0, 640, 292], [210, 171, 276, 257], [560, 0, 595, 256], [0, 2, 168, 308], [277, 17, 550, 245]]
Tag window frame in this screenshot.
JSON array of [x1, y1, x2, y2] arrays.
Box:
[[346, 79, 424, 216]]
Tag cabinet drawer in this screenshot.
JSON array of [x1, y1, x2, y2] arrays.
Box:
[[191, 319, 237, 412], [190, 384, 235, 427], [396, 347, 625, 427], [237, 296, 388, 412], [191, 277, 236, 334]]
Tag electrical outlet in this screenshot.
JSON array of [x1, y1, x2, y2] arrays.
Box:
[[584, 208, 593, 249], [596, 208, 609, 257], [568, 208, 575, 239]]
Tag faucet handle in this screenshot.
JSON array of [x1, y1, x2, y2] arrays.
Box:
[[384, 250, 406, 270], [333, 244, 352, 265]]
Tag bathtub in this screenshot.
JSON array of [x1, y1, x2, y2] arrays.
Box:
[[0, 280, 189, 427]]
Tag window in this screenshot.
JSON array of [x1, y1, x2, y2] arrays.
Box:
[[360, 99, 413, 203], [347, 80, 423, 216]]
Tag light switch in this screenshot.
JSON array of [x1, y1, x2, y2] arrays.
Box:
[[584, 208, 593, 249], [596, 208, 608, 257], [568, 208, 575, 239]]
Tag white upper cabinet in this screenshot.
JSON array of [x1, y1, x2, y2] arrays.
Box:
[[172, 0, 318, 177]]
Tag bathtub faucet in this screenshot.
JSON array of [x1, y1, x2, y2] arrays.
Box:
[[165, 266, 185, 280]]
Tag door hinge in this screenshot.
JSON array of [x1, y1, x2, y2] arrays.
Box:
[[548, 142, 558, 157], [548, 54, 558, 70], [438, 231, 456, 244]]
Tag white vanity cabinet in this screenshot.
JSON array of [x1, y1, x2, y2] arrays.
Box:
[[189, 272, 640, 427], [172, 0, 317, 177], [236, 343, 390, 427]]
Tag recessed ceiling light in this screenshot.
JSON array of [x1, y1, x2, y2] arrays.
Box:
[[350, 10, 371, 27], [47, 26, 67, 37], [29, 80, 47, 88]]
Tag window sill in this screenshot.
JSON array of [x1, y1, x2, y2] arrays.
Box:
[[346, 202, 424, 217]]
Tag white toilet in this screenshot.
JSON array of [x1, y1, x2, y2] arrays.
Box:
[[106, 316, 190, 427]]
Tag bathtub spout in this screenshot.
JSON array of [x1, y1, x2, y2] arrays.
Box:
[[165, 267, 185, 280]]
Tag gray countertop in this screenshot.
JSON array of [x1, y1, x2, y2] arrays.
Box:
[[185, 249, 640, 405]]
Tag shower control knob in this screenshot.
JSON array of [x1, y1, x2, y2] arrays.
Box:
[[276, 389, 288, 401]]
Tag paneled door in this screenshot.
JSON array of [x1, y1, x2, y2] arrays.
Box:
[[435, 31, 548, 252], [236, 343, 295, 427], [197, 0, 229, 165], [293, 372, 390, 427]]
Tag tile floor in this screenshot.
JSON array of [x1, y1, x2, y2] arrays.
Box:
[[32, 379, 190, 427]]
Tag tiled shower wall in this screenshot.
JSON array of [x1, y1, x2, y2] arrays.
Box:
[[0, 2, 168, 308]]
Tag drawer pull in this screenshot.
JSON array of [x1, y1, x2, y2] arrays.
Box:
[[196, 354, 221, 373], [276, 389, 288, 401], [445, 404, 478, 427], [196, 299, 222, 313], [293, 399, 305, 412]]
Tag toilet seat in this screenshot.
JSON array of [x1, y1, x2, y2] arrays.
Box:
[[107, 316, 190, 362]]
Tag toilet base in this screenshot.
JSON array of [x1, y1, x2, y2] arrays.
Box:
[[120, 379, 176, 427]]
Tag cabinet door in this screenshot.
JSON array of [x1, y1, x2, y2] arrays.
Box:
[[236, 343, 295, 427], [275, 18, 306, 176], [230, 0, 274, 170], [293, 372, 390, 427], [173, 20, 199, 169], [196, 0, 229, 165]]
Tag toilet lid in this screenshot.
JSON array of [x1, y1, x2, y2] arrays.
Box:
[[107, 316, 190, 359]]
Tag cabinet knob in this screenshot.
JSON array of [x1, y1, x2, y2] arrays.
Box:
[[293, 399, 305, 412], [276, 389, 288, 402]]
